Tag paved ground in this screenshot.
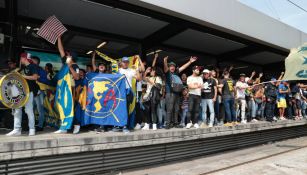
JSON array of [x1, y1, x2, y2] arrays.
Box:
[[123, 136, 307, 175]]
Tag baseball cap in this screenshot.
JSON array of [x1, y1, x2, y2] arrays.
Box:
[[203, 69, 210, 73], [240, 73, 246, 77], [122, 57, 129, 62], [168, 62, 176, 67], [192, 65, 201, 71]]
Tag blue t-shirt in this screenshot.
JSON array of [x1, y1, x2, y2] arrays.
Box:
[[278, 84, 288, 100]]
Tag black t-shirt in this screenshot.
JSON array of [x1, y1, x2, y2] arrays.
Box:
[[24, 64, 39, 95], [201, 78, 216, 99]]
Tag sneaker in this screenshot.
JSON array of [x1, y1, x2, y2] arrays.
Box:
[[134, 123, 142, 130], [224, 122, 232, 127], [241, 120, 247, 124], [200, 122, 207, 128], [6, 129, 21, 136], [111, 127, 121, 132], [208, 123, 213, 128], [252, 119, 258, 123], [194, 123, 200, 129], [123, 128, 130, 134], [165, 124, 171, 130], [35, 126, 44, 132], [273, 117, 278, 121], [54, 130, 67, 134], [186, 123, 193, 129], [142, 123, 150, 130], [29, 129, 35, 136], [73, 125, 80, 134], [152, 124, 157, 131], [280, 117, 286, 120]]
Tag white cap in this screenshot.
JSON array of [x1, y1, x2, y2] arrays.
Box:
[[203, 69, 210, 73]]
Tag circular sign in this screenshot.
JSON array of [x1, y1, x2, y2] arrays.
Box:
[[0, 72, 29, 109]]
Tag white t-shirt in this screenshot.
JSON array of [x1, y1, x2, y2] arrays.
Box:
[[187, 76, 203, 96], [236, 81, 248, 99], [119, 68, 136, 89]]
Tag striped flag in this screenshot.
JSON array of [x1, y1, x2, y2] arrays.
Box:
[[37, 15, 67, 44]]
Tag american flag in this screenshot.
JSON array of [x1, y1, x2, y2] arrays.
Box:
[[37, 15, 67, 45]]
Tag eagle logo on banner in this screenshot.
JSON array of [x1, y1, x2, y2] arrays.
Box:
[[83, 73, 128, 126]]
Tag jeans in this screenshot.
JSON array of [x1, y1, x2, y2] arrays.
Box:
[[223, 98, 236, 122], [187, 94, 201, 124], [248, 99, 256, 119], [302, 101, 307, 117], [265, 101, 275, 121], [12, 92, 35, 130], [166, 93, 180, 126], [201, 99, 215, 125], [214, 96, 220, 122], [34, 91, 45, 128], [255, 100, 265, 118], [181, 108, 188, 125], [157, 98, 166, 126], [238, 99, 247, 121]]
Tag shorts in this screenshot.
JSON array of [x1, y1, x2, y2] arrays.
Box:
[[277, 99, 287, 108]]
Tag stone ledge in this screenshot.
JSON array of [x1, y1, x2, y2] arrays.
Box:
[[0, 120, 306, 161]]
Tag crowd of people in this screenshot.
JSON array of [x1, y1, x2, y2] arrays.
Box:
[[3, 36, 307, 136]]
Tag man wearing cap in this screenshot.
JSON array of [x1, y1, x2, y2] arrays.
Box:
[[119, 56, 144, 133], [235, 73, 249, 124], [6, 53, 39, 136], [264, 78, 278, 122], [163, 56, 197, 129], [186, 66, 203, 129], [201, 69, 217, 127]]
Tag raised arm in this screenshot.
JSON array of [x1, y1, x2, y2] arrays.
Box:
[[152, 53, 158, 67], [163, 56, 169, 73], [138, 56, 145, 73], [254, 73, 263, 84], [91, 52, 97, 72], [57, 36, 65, 58], [178, 56, 197, 73], [278, 72, 284, 81]]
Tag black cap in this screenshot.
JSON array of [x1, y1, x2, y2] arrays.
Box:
[[192, 65, 200, 70]]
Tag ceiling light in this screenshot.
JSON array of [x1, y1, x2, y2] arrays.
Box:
[[86, 51, 93, 55], [97, 42, 107, 48]]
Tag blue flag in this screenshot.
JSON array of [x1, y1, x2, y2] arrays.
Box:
[[83, 73, 128, 126], [54, 65, 74, 130]]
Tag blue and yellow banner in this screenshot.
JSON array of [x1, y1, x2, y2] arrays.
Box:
[[83, 73, 128, 126], [54, 65, 74, 130]]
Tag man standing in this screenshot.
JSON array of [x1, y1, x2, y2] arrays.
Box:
[[6, 53, 39, 136], [163, 56, 197, 129], [119, 56, 144, 133], [219, 71, 237, 126], [201, 69, 217, 127], [235, 73, 249, 124], [264, 78, 278, 122], [186, 66, 203, 129]]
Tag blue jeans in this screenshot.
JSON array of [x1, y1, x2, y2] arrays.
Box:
[[35, 91, 45, 128], [13, 92, 35, 130], [157, 98, 166, 126], [223, 98, 236, 122], [248, 100, 256, 119], [181, 108, 188, 125], [201, 99, 215, 125]]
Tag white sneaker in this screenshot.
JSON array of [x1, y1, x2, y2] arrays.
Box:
[[134, 123, 142, 130], [152, 124, 157, 131], [186, 123, 193, 129], [200, 122, 207, 128], [29, 129, 35, 136], [194, 123, 200, 129], [54, 129, 67, 134], [208, 123, 213, 127], [6, 129, 21, 136], [142, 123, 149, 130], [241, 120, 247, 124], [73, 125, 80, 134], [252, 119, 258, 123]]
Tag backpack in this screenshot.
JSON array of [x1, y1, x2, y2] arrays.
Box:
[[170, 74, 183, 93]]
